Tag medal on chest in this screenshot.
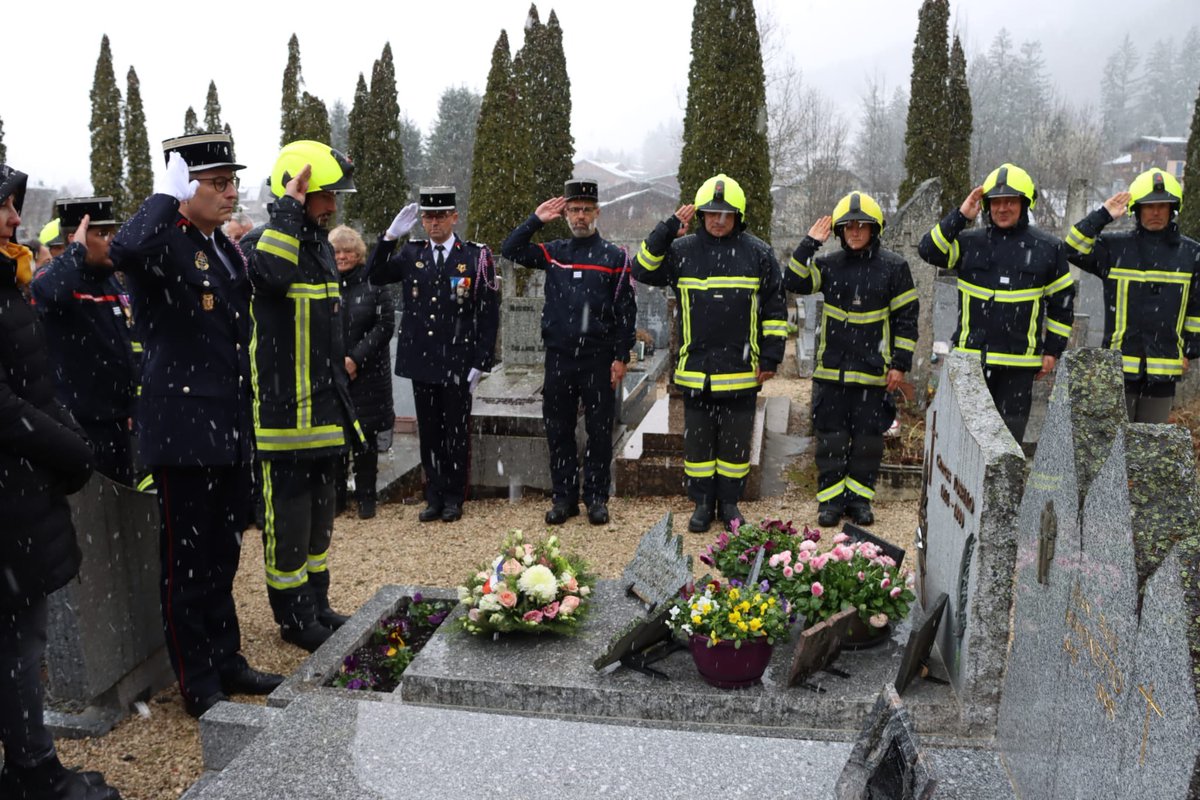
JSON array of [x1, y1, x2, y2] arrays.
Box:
[[202, 292, 215, 311], [195, 251, 210, 271], [450, 276, 471, 305]]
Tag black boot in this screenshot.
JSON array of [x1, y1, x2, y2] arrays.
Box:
[[307, 570, 350, 631], [846, 501, 875, 526], [718, 502, 744, 531], [0, 754, 122, 800], [545, 501, 580, 525], [356, 461, 378, 519], [357, 496, 376, 520], [269, 585, 335, 652], [817, 503, 844, 528], [688, 500, 715, 533]]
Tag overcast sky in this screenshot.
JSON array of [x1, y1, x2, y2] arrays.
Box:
[[5, 0, 1198, 193]]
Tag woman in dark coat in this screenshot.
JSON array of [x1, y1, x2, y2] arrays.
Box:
[[0, 164, 120, 799], [332, 225, 395, 519]]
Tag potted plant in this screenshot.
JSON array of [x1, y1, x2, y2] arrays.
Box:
[[331, 593, 453, 692], [454, 530, 594, 636], [665, 579, 791, 688]]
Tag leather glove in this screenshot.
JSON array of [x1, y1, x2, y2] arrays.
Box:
[[467, 368, 483, 393], [385, 202, 420, 240], [156, 151, 199, 201]]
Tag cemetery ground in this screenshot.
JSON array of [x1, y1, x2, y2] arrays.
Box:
[[52, 375, 918, 800]]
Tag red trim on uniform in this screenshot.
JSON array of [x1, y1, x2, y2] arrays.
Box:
[[160, 471, 188, 695], [71, 291, 120, 302], [536, 243, 631, 274]]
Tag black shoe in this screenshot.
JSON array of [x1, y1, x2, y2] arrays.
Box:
[[221, 664, 284, 696], [587, 502, 609, 525], [281, 622, 334, 653], [0, 755, 122, 800], [418, 504, 443, 522], [688, 501, 714, 533], [847, 503, 875, 526], [817, 506, 843, 528], [357, 497, 376, 519], [183, 690, 229, 719], [318, 607, 351, 630], [718, 502, 744, 531], [545, 502, 580, 525], [441, 503, 463, 522]]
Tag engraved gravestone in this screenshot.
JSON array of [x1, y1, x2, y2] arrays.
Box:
[[835, 684, 938, 800], [620, 512, 693, 610], [918, 351, 1025, 733], [997, 349, 1200, 800]]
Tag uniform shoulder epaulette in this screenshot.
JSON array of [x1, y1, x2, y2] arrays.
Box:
[[407, 238, 429, 245], [460, 240, 487, 250]]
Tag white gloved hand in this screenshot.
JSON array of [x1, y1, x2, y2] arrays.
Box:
[[467, 368, 483, 393], [156, 151, 199, 201], [385, 202, 420, 240]]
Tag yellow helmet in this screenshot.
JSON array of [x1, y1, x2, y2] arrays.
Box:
[[269, 140, 356, 198], [1128, 168, 1182, 213], [694, 174, 746, 218], [981, 163, 1037, 211], [38, 218, 64, 247], [832, 191, 885, 233]]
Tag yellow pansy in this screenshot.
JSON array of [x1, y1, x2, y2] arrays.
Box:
[[749, 618, 763, 631], [692, 615, 702, 625], [729, 588, 740, 601]]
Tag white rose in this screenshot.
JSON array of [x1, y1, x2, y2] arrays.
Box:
[[479, 594, 501, 612]]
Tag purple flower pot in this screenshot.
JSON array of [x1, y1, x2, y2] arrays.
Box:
[[688, 634, 774, 689]]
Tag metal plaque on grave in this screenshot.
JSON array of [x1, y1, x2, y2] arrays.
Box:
[[844, 522, 906, 570], [788, 607, 856, 688], [895, 593, 948, 695], [834, 684, 938, 800], [620, 512, 692, 610]]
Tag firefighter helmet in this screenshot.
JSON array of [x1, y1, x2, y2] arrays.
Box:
[[981, 163, 1037, 211], [832, 191, 886, 234], [694, 173, 747, 218], [1128, 168, 1183, 213], [270, 140, 356, 198]]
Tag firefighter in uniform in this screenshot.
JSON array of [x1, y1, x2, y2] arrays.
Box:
[[502, 179, 636, 526], [39, 217, 66, 259], [32, 196, 139, 485], [111, 133, 282, 718], [368, 187, 499, 523], [918, 164, 1074, 443], [1065, 168, 1200, 423], [786, 192, 918, 527], [632, 174, 788, 533], [240, 141, 360, 652]]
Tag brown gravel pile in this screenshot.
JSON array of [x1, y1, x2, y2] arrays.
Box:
[[55, 374, 918, 799]]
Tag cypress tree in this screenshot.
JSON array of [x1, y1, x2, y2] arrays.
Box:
[[426, 87, 482, 230], [944, 35, 972, 213], [400, 113, 424, 193], [344, 73, 371, 229], [1178, 81, 1200, 240], [184, 107, 199, 135], [678, 0, 773, 240], [0, 115, 6, 164], [124, 66, 153, 213], [469, 30, 534, 249], [89, 34, 125, 213], [280, 34, 303, 145], [329, 100, 349, 154], [298, 92, 332, 143], [358, 43, 407, 236], [203, 80, 223, 133], [898, 0, 950, 208]]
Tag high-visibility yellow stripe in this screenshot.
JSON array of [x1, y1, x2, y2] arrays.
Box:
[[677, 276, 761, 290], [285, 282, 340, 300], [1122, 355, 1142, 374], [1025, 296, 1040, 356], [1111, 280, 1129, 351], [957, 279, 1044, 303], [708, 372, 759, 392], [250, 302, 262, 429], [894, 336, 916, 351], [984, 353, 1043, 368], [1045, 318, 1072, 338], [135, 474, 155, 492], [308, 550, 329, 574], [131, 341, 144, 353], [674, 369, 706, 389], [684, 459, 717, 478], [1109, 268, 1192, 285], [679, 286, 692, 374], [262, 461, 276, 569], [255, 424, 346, 451], [716, 459, 751, 478], [846, 477, 875, 499], [750, 291, 761, 366], [825, 303, 889, 324], [1065, 226, 1094, 255], [295, 299, 309, 429], [1185, 317, 1200, 333], [890, 289, 917, 310], [259, 229, 301, 265], [1146, 357, 1185, 376], [1043, 273, 1074, 296], [930, 224, 961, 269], [788, 256, 811, 278], [265, 563, 308, 590], [636, 242, 663, 270], [817, 480, 846, 502], [812, 367, 888, 386]]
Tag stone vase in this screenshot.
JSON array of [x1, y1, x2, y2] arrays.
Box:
[[688, 634, 773, 688]]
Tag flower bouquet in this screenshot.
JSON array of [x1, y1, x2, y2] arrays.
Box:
[[664, 579, 790, 688], [332, 593, 453, 692], [455, 530, 594, 636]]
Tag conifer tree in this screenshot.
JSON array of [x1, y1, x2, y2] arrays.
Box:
[[89, 34, 125, 213], [898, 0, 950, 208], [329, 100, 349, 154], [344, 73, 371, 228], [678, 0, 773, 240], [298, 93, 332, 143], [426, 87, 482, 230], [123, 66, 153, 213], [0, 115, 6, 164], [944, 35, 972, 212], [400, 113, 424, 193], [203, 80, 223, 133], [280, 34, 303, 145], [469, 30, 534, 249], [1178, 81, 1200, 240], [184, 107, 199, 135], [349, 43, 407, 236]]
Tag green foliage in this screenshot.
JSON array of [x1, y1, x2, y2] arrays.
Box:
[[344, 73, 371, 229], [666, 580, 790, 646], [328, 100, 349, 154], [400, 113, 424, 194], [123, 67, 153, 214], [944, 35, 973, 213], [346, 43, 409, 236], [89, 35, 125, 215], [298, 92, 332, 143], [1179, 81, 1200, 240], [183, 107, 199, 135], [678, 0, 773, 240], [898, 0, 950, 209], [280, 34, 302, 146], [0, 114, 7, 164], [203, 80, 223, 133], [426, 87, 482, 230], [469, 29, 534, 250]]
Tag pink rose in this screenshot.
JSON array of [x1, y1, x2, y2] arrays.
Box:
[[560, 595, 581, 615], [857, 571, 866, 581], [811, 554, 830, 571], [782, 566, 794, 578], [799, 540, 818, 553], [880, 577, 891, 590], [523, 610, 544, 623], [882, 556, 896, 567], [498, 590, 518, 608], [797, 549, 812, 562], [468, 608, 482, 622], [832, 544, 854, 561], [890, 586, 903, 598], [832, 532, 850, 544], [543, 601, 560, 619], [811, 582, 824, 597], [869, 613, 889, 628], [524, 543, 535, 557], [769, 553, 784, 568], [502, 558, 524, 577], [793, 562, 804, 575], [563, 575, 579, 593]]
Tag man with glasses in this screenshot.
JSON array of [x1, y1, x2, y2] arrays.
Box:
[[111, 133, 283, 719], [502, 180, 636, 526], [369, 187, 498, 523], [31, 196, 139, 485]]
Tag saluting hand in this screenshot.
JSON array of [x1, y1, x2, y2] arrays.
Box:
[[72, 214, 91, 246], [673, 204, 696, 236], [536, 197, 566, 223], [808, 216, 832, 243], [960, 186, 984, 221], [1103, 192, 1131, 221], [158, 151, 199, 202], [285, 164, 312, 204], [386, 202, 419, 240]]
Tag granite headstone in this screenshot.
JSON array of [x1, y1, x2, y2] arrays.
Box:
[[619, 512, 693, 610], [835, 684, 938, 800]]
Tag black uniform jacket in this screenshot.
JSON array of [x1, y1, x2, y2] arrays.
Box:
[[31, 241, 138, 422], [339, 262, 395, 438], [368, 236, 499, 386], [0, 246, 93, 608], [502, 214, 636, 362], [1066, 209, 1200, 382], [110, 194, 253, 467], [786, 236, 919, 386]]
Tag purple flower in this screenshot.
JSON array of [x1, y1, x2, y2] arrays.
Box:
[[346, 678, 367, 691], [412, 592, 424, 604], [804, 526, 822, 543], [343, 654, 360, 671], [758, 580, 770, 593], [699, 553, 715, 567], [427, 611, 447, 626]]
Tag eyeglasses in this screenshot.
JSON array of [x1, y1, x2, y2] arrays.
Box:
[[196, 176, 240, 193], [565, 205, 598, 216]]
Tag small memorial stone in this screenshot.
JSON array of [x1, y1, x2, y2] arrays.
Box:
[[895, 593, 948, 695], [835, 684, 938, 800], [620, 512, 693, 610], [592, 603, 675, 673], [788, 607, 855, 688]]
